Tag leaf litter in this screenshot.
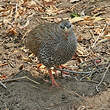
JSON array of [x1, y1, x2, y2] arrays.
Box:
[[0, 0, 110, 110]]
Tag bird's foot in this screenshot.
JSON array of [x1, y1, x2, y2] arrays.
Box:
[[48, 69, 59, 87], [51, 78, 59, 87], [52, 69, 58, 78]]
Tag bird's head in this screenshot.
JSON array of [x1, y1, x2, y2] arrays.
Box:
[[58, 20, 73, 36]]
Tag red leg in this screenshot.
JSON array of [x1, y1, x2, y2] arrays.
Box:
[[58, 65, 69, 74], [53, 69, 58, 77], [48, 69, 59, 87]]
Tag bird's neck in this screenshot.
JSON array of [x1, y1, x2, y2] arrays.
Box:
[[67, 32, 77, 49]]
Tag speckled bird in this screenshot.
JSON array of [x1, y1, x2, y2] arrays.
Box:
[[24, 20, 77, 86]]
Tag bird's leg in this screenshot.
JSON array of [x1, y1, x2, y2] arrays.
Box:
[[58, 65, 70, 75], [48, 69, 59, 87], [53, 66, 60, 77], [52, 69, 58, 77]]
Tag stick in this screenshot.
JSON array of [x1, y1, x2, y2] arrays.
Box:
[[0, 81, 7, 89], [56, 68, 93, 75], [96, 63, 110, 92], [1, 76, 40, 85], [92, 23, 107, 48]]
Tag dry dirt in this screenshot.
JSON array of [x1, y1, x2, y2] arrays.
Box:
[[0, 0, 110, 110]]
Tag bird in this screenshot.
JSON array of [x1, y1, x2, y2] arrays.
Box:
[[24, 20, 77, 87]]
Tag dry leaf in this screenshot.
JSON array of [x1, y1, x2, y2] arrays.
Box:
[[94, 28, 102, 35], [22, 56, 32, 62], [103, 34, 110, 39], [0, 75, 7, 80], [77, 44, 89, 56], [77, 35, 83, 41], [93, 17, 104, 22], [69, 17, 83, 23], [7, 28, 17, 35], [42, 0, 57, 7], [70, 0, 80, 3], [84, 16, 94, 21]]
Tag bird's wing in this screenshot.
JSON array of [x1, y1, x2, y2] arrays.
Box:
[[24, 23, 57, 55]]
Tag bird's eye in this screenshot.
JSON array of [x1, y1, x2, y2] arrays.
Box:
[[67, 24, 71, 29], [60, 25, 65, 29]]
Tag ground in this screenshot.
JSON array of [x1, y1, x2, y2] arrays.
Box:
[[0, 0, 110, 110]]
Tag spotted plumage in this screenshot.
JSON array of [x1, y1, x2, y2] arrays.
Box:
[[24, 20, 77, 86]]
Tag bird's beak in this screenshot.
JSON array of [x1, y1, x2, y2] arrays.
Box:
[[64, 27, 69, 37], [64, 27, 69, 33]]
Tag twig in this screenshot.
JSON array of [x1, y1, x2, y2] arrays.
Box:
[[1, 76, 40, 85], [33, 0, 44, 7], [62, 87, 90, 106], [92, 23, 107, 48], [79, 73, 92, 81], [22, 29, 31, 40], [7, 60, 15, 68], [96, 63, 110, 92], [80, 80, 99, 84], [56, 68, 93, 75], [0, 63, 8, 67], [0, 81, 7, 89], [89, 29, 95, 41], [80, 70, 95, 81], [4, 103, 9, 110], [77, 106, 87, 110]]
